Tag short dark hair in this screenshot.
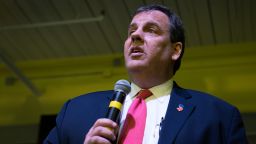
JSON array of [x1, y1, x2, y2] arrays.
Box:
[[133, 4, 185, 75]]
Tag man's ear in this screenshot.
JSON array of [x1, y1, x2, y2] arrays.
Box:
[[171, 42, 182, 61]]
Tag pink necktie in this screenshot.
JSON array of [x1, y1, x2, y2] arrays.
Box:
[[119, 89, 152, 144]]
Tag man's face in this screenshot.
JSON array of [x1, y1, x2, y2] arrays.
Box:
[[124, 10, 174, 74]]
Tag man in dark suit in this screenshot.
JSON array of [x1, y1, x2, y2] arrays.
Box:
[[44, 4, 248, 144]]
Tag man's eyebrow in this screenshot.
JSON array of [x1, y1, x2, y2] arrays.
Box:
[[145, 22, 161, 28], [129, 21, 160, 28], [128, 23, 137, 29]]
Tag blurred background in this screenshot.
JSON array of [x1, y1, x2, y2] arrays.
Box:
[[0, 0, 255, 143]]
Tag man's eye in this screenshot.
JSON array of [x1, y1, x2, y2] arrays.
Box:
[[147, 27, 158, 34], [128, 29, 136, 35], [129, 30, 134, 35], [148, 28, 155, 33]]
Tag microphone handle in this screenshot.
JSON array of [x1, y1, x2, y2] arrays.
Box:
[[106, 91, 126, 123]]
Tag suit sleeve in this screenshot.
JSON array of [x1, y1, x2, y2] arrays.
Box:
[[227, 107, 248, 144], [43, 100, 71, 144]]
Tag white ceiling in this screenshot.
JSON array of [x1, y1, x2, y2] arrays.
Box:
[[0, 0, 255, 62]]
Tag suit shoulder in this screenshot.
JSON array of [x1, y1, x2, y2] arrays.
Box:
[[68, 90, 114, 105], [57, 90, 114, 120], [179, 88, 244, 126], [73, 90, 113, 100], [185, 88, 237, 110]]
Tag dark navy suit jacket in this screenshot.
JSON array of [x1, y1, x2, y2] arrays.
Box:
[[44, 83, 248, 144]]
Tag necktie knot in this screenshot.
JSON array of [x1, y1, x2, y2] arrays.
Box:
[[137, 89, 152, 100]]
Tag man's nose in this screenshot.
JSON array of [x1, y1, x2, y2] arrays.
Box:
[[131, 30, 143, 44]]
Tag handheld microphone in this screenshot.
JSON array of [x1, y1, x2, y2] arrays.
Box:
[[106, 80, 131, 123]]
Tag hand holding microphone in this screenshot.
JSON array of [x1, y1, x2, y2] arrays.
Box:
[[84, 80, 131, 144]]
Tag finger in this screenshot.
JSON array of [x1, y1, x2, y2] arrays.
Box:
[[84, 127, 113, 144], [93, 118, 117, 129], [91, 126, 116, 141], [114, 125, 120, 136], [84, 118, 118, 143], [88, 136, 112, 144]]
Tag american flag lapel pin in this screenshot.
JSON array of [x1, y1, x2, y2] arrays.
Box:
[[176, 104, 184, 112]]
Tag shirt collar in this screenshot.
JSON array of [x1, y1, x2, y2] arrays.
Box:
[[128, 79, 173, 102]]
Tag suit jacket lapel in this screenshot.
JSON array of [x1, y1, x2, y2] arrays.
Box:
[[158, 82, 195, 144]]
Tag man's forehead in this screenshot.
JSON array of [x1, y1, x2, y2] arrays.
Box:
[[130, 10, 170, 27]]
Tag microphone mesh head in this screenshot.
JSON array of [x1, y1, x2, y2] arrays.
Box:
[[114, 80, 131, 95]]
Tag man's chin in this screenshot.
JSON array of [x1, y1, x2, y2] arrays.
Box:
[[126, 63, 147, 72]]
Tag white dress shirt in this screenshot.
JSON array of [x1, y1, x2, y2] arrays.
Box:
[[118, 79, 173, 144]]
